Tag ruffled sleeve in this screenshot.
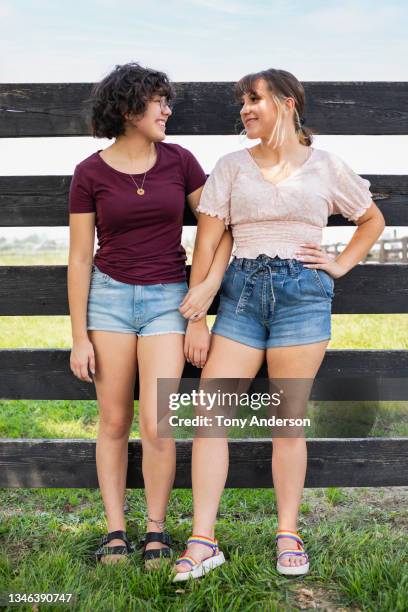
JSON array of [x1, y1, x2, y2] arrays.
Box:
[[195, 155, 232, 227], [328, 153, 373, 222]]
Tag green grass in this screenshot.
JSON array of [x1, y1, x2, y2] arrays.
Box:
[[0, 316, 73, 349], [0, 252, 68, 265], [0, 487, 407, 611], [1, 399, 406, 440], [1, 313, 408, 349]]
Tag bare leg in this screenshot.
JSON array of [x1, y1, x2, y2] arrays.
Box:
[[175, 334, 264, 573], [267, 340, 329, 568], [90, 330, 138, 564], [137, 333, 185, 552]]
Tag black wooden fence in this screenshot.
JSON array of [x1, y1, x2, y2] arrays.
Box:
[[1, 82, 407, 488]]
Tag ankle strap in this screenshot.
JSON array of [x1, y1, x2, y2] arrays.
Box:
[[187, 534, 218, 553], [107, 530, 128, 541], [102, 530, 130, 546], [275, 530, 303, 545], [141, 531, 172, 547]]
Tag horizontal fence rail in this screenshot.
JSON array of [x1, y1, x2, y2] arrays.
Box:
[[1, 82, 408, 137], [1, 438, 408, 488], [0, 174, 407, 227], [0, 349, 407, 400], [0, 264, 407, 315], [1, 80, 407, 490], [327, 237, 408, 263]]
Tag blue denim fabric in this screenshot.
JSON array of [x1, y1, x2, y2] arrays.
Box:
[[211, 254, 334, 349], [87, 265, 188, 335]]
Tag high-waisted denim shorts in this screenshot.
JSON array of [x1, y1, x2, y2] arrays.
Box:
[[87, 265, 188, 336], [211, 254, 334, 350]]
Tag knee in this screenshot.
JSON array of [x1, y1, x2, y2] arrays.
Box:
[[140, 421, 173, 452], [99, 414, 133, 440]]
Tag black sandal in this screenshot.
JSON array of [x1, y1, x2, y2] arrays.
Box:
[[139, 531, 173, 570], [95, 529, 135, 563]]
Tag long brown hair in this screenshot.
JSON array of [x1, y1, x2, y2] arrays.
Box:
[[235, 68, 313, 148]]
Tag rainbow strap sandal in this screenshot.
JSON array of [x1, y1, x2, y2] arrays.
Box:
[[172, 534, 225, 582], [275, 530, 309, 576]]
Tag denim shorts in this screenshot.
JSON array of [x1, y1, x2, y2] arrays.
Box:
[[211, 254, 334, 350], [87, 265, 189, 336]]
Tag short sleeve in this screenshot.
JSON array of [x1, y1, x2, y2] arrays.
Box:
[[69, 164, 95, 213], [195, 156, 232, 227], [329, 154, 373, 222], [181, 148, 207, 196]]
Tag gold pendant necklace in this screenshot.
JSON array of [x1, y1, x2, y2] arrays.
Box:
[[128, 145, 153, 196]]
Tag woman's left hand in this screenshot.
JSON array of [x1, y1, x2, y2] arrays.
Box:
[[295, 243, 348, 279], [178, 279, 218, 321]]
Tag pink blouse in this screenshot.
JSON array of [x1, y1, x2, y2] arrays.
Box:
[[195, 147, 374, 259]]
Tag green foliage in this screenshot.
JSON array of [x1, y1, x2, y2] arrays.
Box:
[[0, 488, 407, 611]]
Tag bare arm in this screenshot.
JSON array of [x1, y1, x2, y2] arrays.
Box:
[[181, 186, 233, 321], [190, 223, 233, 291], [333, 202, 385, 273], [187, 185, 233, 286], [296, 202, 385, 276], [179, 186, 232, 368], [68, 212, 96, 381]]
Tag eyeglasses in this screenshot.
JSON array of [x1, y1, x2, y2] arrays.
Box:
[[152, 96, 174, 112]]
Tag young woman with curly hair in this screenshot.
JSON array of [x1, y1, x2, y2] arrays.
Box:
[[68, 62, 232, 567], [174, 68, 385, 581]]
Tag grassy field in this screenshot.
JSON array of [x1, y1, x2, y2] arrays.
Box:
[[1, 313, 408, 349], [1, 487, 407, 611], [0, 252, 69, 265], [1, 253, 407, 610]]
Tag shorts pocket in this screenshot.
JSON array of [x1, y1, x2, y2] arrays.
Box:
[[311, 268, 335, 299], [90, 265, 111, 288]]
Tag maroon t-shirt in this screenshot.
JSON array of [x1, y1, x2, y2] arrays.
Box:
[[69, 142, 207, 284]]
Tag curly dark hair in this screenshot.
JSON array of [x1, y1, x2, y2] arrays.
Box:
[[88, 62, 175, 139]]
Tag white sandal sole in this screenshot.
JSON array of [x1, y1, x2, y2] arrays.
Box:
[[276, 560, 309, 575], [172, 552, 226, 582]]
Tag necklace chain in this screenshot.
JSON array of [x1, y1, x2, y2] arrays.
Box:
[[128, 145, 154, 196]]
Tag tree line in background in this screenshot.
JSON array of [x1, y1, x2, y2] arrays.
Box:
[[1, 230, 408, 264]]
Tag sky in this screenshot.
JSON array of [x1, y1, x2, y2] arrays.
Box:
[[1, 0, 407, 245], [1, 0, 407, 82]]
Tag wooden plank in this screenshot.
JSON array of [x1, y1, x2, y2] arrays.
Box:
[[0, 438, 407, 488], [0, 264, 407, 315], [0, 175, 72, 227], [0, 174, 407, 227], [0, 349, 407, 400], [1, 82, 408, 137]]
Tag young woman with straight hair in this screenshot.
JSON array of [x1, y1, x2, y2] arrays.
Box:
[[68, 62, 232, 568], [174, 68, 385, 581]]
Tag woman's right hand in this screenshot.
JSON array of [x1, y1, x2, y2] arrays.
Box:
[[184, 320, 211, 368], [70, 337, 96, 383], [178, 278, 218, 322]]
